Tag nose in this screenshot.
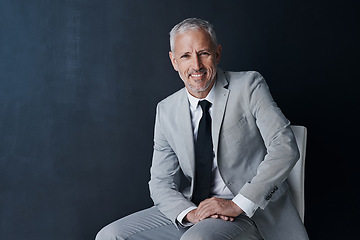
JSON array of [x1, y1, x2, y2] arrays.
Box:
[[191, 54, 202, 70]]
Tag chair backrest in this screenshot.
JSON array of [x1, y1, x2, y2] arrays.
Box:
[[287, 125, 307, 222]]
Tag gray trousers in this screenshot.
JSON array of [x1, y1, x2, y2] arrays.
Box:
[[95, 206, 263, 240]]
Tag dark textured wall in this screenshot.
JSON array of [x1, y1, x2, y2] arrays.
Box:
[[0, 0, 358, 239]]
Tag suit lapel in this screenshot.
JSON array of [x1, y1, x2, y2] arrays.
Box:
[[177, 89, 196, 175], [212, 70, 229, 155]]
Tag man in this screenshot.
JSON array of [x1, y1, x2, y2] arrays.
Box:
[[96, 18, 309, 240]]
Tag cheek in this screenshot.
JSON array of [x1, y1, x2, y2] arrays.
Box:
[[204, 58, 216, 68], [178, 64, 190, 75], [205, 62, 216, 74], [176, 67, 188, 81]]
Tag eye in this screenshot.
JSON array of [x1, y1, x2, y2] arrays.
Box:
[[180, 54, 190, 59], [200, 52, 210, 56]]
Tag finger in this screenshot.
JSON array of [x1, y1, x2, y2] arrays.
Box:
[[197, 208, 214, 221], [219, 215, 234, 221], [219, 215, 229, 221], [195, 202, 213, 220], [197, 203, 218, 221], [196, 209, 212, 221]]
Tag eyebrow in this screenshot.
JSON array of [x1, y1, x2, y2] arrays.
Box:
[[198, 49, 211, 53], [179, 49, 211, 55]]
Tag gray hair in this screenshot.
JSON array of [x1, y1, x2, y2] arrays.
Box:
[[169, 18, 218, 52]]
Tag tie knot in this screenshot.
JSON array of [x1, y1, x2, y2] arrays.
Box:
[[198, 100, 212, 112]]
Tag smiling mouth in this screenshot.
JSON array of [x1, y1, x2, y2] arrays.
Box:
[[191, 73, 203, 77], [189, 71, 206, 78]]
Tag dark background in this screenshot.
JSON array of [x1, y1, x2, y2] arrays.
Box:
[[0, 0, 358, 239]]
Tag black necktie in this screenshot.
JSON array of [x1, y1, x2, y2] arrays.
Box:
[[192, 100, 213, 205]]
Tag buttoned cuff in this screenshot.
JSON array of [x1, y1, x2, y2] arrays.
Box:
[[232, 194, 259, 218], [176, 206, 197, 227]]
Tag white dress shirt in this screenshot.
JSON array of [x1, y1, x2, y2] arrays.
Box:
[[177, 82, 259, 226]]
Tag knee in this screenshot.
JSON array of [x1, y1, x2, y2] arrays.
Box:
[[95, 227, 111, 240], [181, 231, 213, 240], [95, 225, 124, 240]]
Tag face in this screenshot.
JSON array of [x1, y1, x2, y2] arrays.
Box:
[[169, 29, 222, 99]]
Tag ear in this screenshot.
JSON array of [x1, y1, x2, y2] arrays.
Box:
[[169, 51, 179, 71], [215, 44, 222, 65]]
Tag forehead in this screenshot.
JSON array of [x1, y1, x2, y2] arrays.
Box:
[[173, 29, 213, 53]]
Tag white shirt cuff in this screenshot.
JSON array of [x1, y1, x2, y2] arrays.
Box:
[[176, 206, 197, 227], [232, 194, 258, 218]]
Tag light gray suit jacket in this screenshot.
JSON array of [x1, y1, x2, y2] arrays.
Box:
[[149, 69, 309, 239]]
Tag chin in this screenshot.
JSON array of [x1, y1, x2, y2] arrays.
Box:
[[190, 82, 212, 93]]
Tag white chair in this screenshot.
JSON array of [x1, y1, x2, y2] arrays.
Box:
[[287, 125, 307, 222]]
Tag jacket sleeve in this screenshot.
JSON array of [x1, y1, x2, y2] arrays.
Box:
[[148, 102, 196, 225], [239, 72, 300, 209]]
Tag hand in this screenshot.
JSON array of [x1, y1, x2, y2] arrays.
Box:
[[184, 209, 198, 224], [184, 208, 234, 224], [195, 197, 243, 222]]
